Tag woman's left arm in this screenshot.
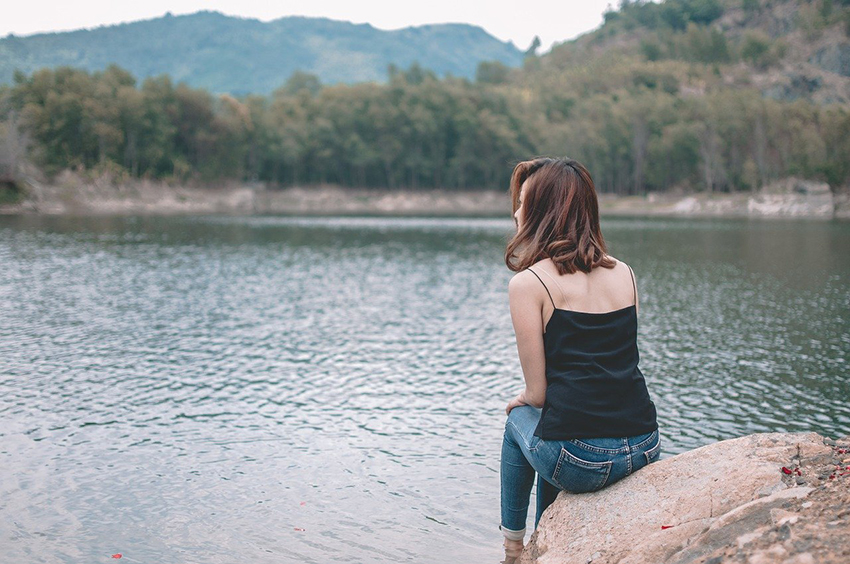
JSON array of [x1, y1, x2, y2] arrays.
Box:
[[506, 272, 548, 415]]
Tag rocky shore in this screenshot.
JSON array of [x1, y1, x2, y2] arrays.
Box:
[[517, 432, 850, 564], [1, 171, 848, 219]]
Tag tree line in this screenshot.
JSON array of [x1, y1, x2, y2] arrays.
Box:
[[1, 7, 849, 194]]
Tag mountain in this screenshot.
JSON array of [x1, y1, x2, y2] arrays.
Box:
[[0, 10, 524, 95]]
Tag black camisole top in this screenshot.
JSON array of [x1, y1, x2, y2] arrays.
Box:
[[525, 266, 658, 440]]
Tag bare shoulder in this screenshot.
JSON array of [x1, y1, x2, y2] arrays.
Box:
[[508, 269, 538, 292], [508, 268, 549, 315], [607, 255, 640, 309], [605, 254, 632, 274], [604, 253, 622, 266]]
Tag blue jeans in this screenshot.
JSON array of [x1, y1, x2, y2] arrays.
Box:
[[500, 405, 661, 540]]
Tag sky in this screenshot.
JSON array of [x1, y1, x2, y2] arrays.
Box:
[[1, 0, 625, 53]]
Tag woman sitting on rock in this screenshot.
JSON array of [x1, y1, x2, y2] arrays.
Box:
[[500, 157, 661, 563]]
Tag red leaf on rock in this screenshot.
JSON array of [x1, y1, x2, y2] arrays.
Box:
[[661, 525, 674, 530], [781, 467, 792, 475]]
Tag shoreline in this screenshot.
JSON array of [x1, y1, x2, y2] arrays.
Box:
[[1, 175, 848, 220]]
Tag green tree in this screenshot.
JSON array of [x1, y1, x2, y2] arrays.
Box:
[[476, 61, 511, 84]]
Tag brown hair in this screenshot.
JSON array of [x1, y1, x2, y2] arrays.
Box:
[[505, 156, 615, 275]]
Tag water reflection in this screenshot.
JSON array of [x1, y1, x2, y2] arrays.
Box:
[[0, 214, 848, 563]]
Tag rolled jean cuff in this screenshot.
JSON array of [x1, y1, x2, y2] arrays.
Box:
[[500, 524, 525, 541]]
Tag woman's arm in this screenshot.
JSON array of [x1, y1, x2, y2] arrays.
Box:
[[506, 271, 548, 412]]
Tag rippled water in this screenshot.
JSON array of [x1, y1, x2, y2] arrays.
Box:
[[1, 214, 848, 563]]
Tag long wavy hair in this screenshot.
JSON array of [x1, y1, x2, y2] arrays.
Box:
[[505, 156, 615, 275]]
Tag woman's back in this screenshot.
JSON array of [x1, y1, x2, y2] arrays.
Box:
[[524, 257, 657, 440], [526, 256, 638, 319]]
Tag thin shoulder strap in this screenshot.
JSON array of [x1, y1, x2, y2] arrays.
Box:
[[538, 267, 571, 308], [526, 268, 556, 309], [626, 264, 637, 305]]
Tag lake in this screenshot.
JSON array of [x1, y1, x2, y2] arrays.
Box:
[[1, 214, 848, 563]]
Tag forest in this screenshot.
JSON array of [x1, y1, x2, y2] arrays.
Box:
[[1, 0, 849, 195]]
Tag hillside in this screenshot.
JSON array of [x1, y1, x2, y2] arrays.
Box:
[[0, 10, 524, 95], [533, 0, 850, 104]]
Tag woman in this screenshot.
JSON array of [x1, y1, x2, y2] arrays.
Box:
[[499, 157, 660, 563]]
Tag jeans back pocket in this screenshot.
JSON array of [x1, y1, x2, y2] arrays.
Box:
[[551, 446, 613, 493], [643, 437, 662, 465]]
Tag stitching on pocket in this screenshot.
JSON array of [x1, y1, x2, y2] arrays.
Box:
[[552, 447, 613, 492], [643, 438, 662, 465], [562, 448, 613, 470], [632, 429, 659, 450], [552, 447, 614, 493]]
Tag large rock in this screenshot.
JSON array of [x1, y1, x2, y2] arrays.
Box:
[[519, 433, 836, 564]]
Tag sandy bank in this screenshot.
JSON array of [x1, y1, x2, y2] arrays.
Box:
[[1, 172, 847, 219]]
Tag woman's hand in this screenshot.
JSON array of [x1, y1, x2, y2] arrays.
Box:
[[505, 391, 528, 416]]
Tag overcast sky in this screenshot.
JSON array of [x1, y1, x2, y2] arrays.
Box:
[[1, 0, 627, 53]]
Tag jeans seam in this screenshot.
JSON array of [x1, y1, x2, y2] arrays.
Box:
[[643, 438, 662, 464], [631, 429, 659, 450], [507, 420, 539, 453], [553, 447, 566, 479], [568, 439, 628, 455]]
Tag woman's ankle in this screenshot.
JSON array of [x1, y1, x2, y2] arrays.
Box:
[[503, 538, 524, 563], [504, 538, 523, 548]]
